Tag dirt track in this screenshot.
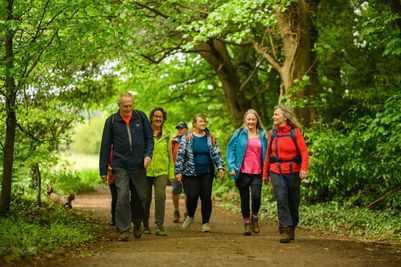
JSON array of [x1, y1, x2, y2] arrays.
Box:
[[40, 185, 401, 267]]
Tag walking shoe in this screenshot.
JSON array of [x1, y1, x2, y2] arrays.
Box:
[[244, 222, 252, 236], [118, 231, 130, 241], [201, 223, 210, 232], [143, 224, 151, 234], [133, 223, 142, 239], [251, 216, 260, 233], [156, 225, 167, 236], [279, 228, 290, 243], [289, 227, 295, 240], [173, 209, 181, 223], [182, 216, 194, 229]]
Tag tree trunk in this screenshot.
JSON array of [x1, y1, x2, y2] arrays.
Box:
[[31, 163, 42, 206], [276, 0, 317, 125], [0, 0, 17, 215], [389, 0, 401, 35], [195, 39, 251, 125]]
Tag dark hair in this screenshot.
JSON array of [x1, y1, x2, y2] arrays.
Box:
[[149, 107, 167, 126]]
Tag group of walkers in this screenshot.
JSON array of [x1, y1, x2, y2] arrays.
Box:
[[99, 92, 309, 244]]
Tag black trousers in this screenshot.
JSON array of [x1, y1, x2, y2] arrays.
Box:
[[183, 173, 214, 224], [236, 172, 262, 219]]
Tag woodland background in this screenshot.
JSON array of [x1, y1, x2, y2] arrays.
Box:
[[1, 0, 401, 240]]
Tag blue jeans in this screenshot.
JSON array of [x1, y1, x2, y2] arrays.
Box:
[[114, 168, 147, 232], [270, 171, 301, 232]]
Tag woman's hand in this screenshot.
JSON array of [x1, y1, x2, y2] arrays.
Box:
[[175, 173, 183, 182], [300, 170, 308, 180], [262, 176, 269, 184], [219, 169, 225, 178]]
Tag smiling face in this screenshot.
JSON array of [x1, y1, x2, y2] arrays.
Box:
[[152, 110, 164, 128], [245, 113, 257, 131], [272, 108, 287, 127], [118, 96, 133, 116], [193, 116, 207, 131]]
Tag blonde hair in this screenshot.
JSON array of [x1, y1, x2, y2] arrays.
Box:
[[242, 109, 265, 130], [274, 105, 302, 129], [192, 113, 207, 129]]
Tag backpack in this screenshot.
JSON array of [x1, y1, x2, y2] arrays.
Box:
[[269, 126, 302, 185]]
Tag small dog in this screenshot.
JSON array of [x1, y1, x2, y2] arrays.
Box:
[[46, 185, 75, 209]]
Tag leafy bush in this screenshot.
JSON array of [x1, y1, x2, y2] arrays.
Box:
[[304, 95, 401, 209], [42, 169, 95, 195], [0, 198, 102, 263]]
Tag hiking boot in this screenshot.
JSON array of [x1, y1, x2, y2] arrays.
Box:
[[289, 227, 295, 241], [156, 224, 167, 236], [173, 209, 181, 223], [244, 222, 252, 236], [251, 216, 260, 233], [201, 223, 210, 232], [118, 231, 130, 241], [182, 216, 194, 229], [143, 224, 151, 234], [279, 228, 290, 243], [133, 223, 142, 239]]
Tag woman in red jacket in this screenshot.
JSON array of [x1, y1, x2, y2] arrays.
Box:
[[262, 105, 309, 243]]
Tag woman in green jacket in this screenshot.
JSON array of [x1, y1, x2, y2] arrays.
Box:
[[143, 107, 175, 236]]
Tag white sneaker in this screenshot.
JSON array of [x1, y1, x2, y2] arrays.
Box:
[[182, 216, 194, 229], [202, 223, 210, 232]]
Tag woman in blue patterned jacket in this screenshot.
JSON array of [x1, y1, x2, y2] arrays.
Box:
[[175, 114, 225, 232]]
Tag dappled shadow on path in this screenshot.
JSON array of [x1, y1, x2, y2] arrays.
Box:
[[42, 185, 401, 267]]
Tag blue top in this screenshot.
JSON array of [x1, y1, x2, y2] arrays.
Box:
[[192, 135, 210, 174], [226, 127, 268, 181]]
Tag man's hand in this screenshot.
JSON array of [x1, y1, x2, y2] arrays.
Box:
[[144, 157, 152, 168]]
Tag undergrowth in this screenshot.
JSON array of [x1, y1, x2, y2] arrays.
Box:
[[0, 197, 103, 264]]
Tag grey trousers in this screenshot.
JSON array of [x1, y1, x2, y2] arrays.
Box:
[[114, 168, 147, 233], [270, 171, 301, 232], [144, 175, 168, 226]]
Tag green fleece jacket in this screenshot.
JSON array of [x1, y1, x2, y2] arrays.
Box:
[[146, 129, 175, 180]]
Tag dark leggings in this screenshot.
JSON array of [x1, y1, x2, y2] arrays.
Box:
[[183, 173, 214, 224], [236, 173, 262, 219]]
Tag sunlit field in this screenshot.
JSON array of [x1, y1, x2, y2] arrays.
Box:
[[60, 152, 98, 171]]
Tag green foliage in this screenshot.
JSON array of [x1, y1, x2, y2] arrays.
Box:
[[0, 198, 102, 263], [300, 202, 401, 241], [42, 169, 94, 195], [214, 182, 401, 241], [305, 95, 401, 209]]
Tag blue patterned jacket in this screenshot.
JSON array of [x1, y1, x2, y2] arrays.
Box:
[[174, 128, 224, 177]]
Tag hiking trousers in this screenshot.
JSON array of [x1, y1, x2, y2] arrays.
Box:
[[144, 175, 169, 226], [270, 171, 301, 232], [114, 168, 147, 233], [236, 172, 262, 219]]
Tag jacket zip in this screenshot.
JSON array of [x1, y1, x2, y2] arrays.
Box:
[[126, 123, 132, 151]]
